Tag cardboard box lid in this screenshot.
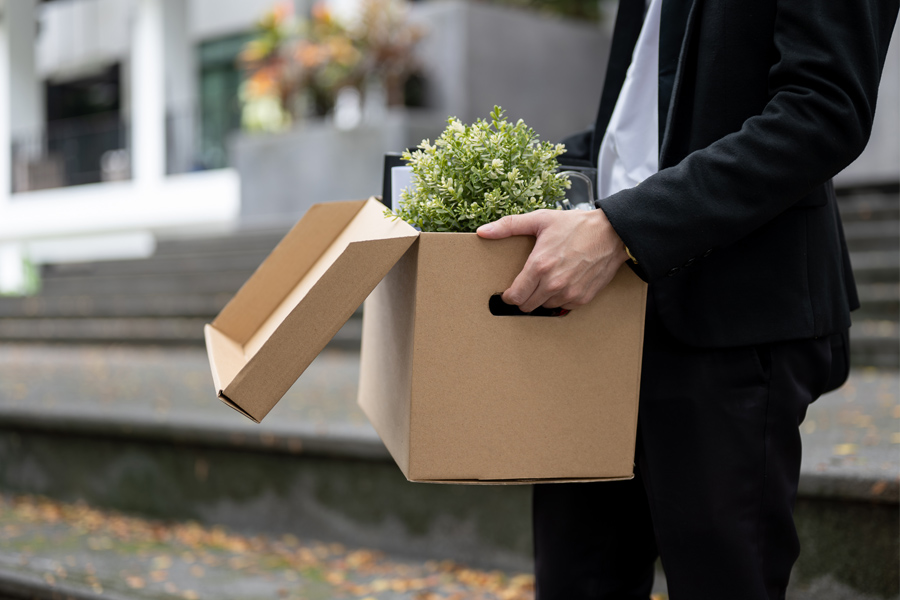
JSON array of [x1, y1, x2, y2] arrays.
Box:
[[205, 198, 418, 423]]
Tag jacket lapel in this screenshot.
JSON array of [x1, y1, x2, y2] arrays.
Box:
[[659, 0, 703, 167], [658, 0, 695, 144]]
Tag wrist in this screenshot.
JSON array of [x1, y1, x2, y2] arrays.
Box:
[[592, 207, 630, 266]]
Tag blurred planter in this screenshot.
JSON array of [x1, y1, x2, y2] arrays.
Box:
[[230, 0, 610, 223], [230, 108, 446, 223]]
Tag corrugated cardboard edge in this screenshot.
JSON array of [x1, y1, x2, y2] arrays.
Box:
[[407, 475, 635, 485], [358, 240, 419, 477], [204, 322, 262, 423], [217, 392, 260, 423], [625, 273, 649, 478]]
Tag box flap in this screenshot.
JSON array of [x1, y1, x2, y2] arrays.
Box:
[[205, 197, 418, 422]]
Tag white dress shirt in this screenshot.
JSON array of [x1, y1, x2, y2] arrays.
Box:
[[596, 0, 663, 200]]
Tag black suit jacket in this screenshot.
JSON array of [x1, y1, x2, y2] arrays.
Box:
[[565, 0, 898, 347]]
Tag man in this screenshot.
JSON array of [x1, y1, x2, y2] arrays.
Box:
[[477, 0, 899, 597]]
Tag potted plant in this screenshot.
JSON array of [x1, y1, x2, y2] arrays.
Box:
[[391, 105, 570, 231]]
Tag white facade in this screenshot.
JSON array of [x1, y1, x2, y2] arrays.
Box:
[[0, 0, 275, 292], [0, 0, 895, 293]]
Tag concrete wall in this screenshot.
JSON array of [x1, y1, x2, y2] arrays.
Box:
[[413, 0, 608, 144], [36, 0, 135, 81], [189, 0, 308, 40], [835, 19, 900, 187], [231, 110, 447, 222]]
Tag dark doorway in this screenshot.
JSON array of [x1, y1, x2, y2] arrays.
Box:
[[43, 64, 127, 186]]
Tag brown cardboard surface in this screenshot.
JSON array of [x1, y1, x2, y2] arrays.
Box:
[[359, 232, 647, 484], [358, 242, 419, 475], [205, 198, 417, 422], [204, 197, 646, 483], [414, 476, 634, 485]]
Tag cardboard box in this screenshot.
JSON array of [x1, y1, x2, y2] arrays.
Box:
[[205, 197, 648, 483]]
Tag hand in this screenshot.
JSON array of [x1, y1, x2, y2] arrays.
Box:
[[476, 209, 629, 312]]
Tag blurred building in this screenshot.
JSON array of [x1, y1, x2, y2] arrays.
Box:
[[0, 0, 298, 292], [0, 0, 895, 294]]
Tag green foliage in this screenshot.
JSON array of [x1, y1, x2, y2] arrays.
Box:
[[392, 106, 569, 232]]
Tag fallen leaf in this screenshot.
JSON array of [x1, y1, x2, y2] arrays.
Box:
[[871, 480, 888, 496], [833, 443, 858, 456]]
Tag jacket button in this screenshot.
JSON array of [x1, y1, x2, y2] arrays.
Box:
[[703, 248, 713, 257], [684, 257, 696, 267], [667, 267, 680, 276]]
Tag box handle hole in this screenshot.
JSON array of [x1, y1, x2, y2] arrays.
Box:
[[488, 294, 569, 317]]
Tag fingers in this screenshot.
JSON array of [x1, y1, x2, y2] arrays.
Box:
[[542, 284, 588, 311], [506, 255, 574, 313], [502, 256, 542, 311], [549, 271, 614, 311], [483, 208, 628, 314], [476, 211, 545, 239]]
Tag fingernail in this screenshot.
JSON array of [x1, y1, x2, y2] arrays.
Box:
[[478, 224, 493, 233]]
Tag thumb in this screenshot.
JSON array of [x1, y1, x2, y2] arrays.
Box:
[[476, 212, 543, 239]]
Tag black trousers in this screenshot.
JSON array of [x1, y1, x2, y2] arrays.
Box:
[[533, 300, 837, 600]]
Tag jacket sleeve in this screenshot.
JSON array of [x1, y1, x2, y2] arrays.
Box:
[[597, 0, 899, 283]]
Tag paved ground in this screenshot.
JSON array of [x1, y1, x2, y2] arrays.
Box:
[[800, 367, 899, 488], [0, 344, 365, 429], [0, 343, 895, 598], [0, 492, 545, 600], [0, 343, 896, 499]]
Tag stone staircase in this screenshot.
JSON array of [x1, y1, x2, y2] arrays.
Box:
[[0, 186, 895, 365], [0, 191, 896, 600], [0, 227, 364, 347], [839, 184, 900, 368]]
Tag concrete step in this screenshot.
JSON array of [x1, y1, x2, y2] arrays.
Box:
[[37, 271, 255, 297], [0, 294, 364, 322], [854, 283, 900, 323], [857, 282, 900, 304], [849, 251, 900, 284], [42, 250, 271, 280], [0, 491, 546, 600], [0, 293, 232, 319], [152, 229, 287, 257], [842, 220, 900, 252], [0, 316, 362, 346], [837, 189, 900, 222], [0, 342, 895, 600], [850, 320, 900, 368]]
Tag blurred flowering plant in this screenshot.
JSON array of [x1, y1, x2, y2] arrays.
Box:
[[392, 106, 569, 232], [239, 0, 424, 132]]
